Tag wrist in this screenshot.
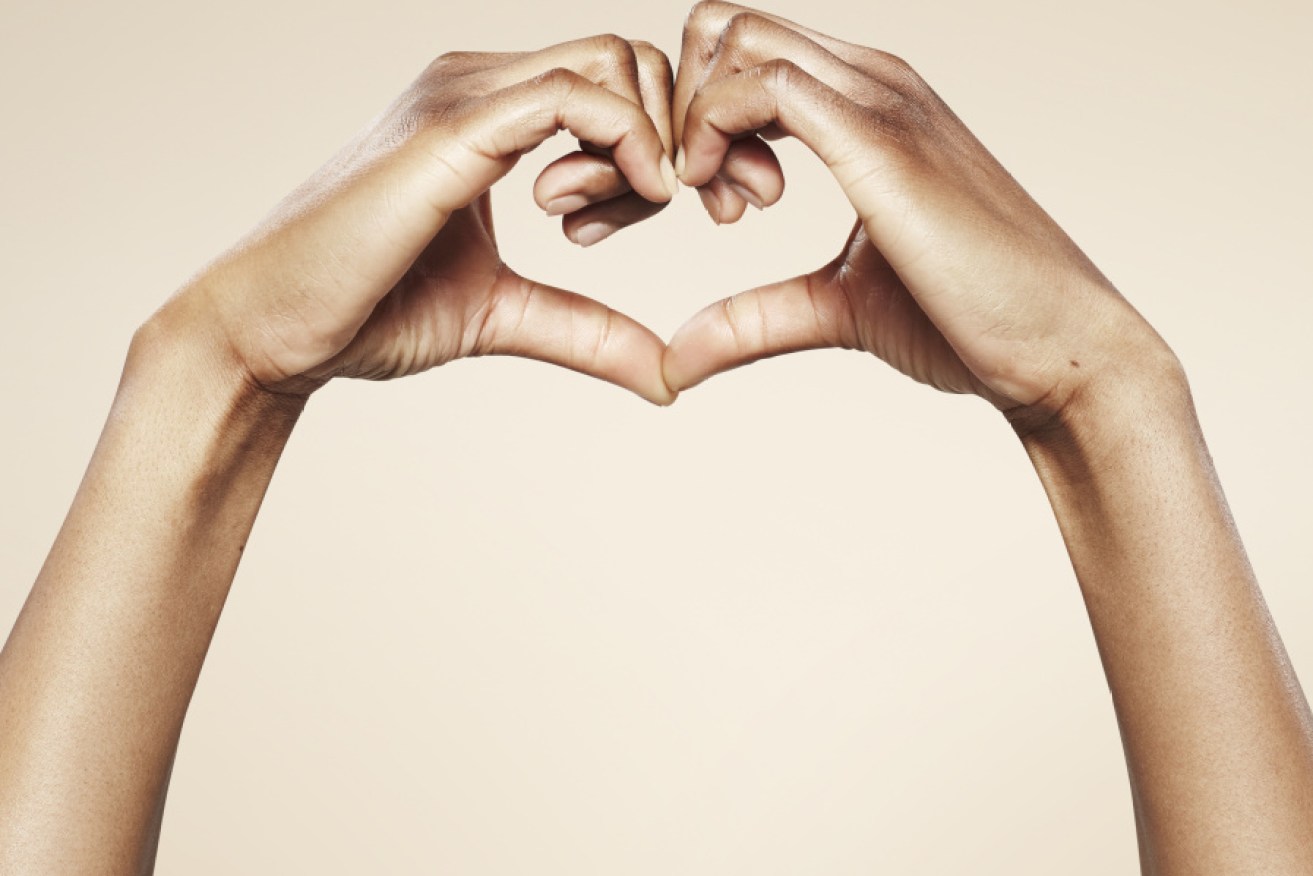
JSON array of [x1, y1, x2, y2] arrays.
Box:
[[1006, 327, 1197, 470], [1007, 339, 1212, 514], [129, 288, 309, 422], [121, 292, 306, 474], [1007, 332, 1227, 604]]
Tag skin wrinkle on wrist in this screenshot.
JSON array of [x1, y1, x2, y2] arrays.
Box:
[[119, 309, 305, 511], [3, 5, 1310, 872]]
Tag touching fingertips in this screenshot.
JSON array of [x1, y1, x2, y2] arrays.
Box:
[[671, 138, 725, 189], [659, 154, 679, 200], [649, 379, 679, 407], [661, 328, 712, 394]]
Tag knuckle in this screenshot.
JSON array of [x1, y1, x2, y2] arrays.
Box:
[[884, 51, 916, 75], [403, 99, 448, 136], [536, 66, 577, 89], [861, 52, 937, 133], [762, 57, 802, 89], [425, 50, 473, 77], [723, 11, 763, 43], [525, 66, 584, 110], [686, 1, 736, 36], [871, 49, 923, 88], [631, 41, 672, 71], [590, 32, 636, 62], [395, 75, 460, 136]]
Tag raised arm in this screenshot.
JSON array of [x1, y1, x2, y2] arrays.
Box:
[[663, 3, 1313, 871], [0, 37, 677, 873]]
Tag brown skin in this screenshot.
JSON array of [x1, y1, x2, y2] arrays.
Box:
[[1, 5, 1310, 873], [663, 4, 1313, 872], [0, 35, 680, 873], [198, 34, 680, 403]]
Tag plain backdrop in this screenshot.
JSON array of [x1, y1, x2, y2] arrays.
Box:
[[1, 0, 1310, 872]]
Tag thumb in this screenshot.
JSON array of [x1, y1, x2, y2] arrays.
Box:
[[475, 270, 676, 406], [662, 264, 857, 392]]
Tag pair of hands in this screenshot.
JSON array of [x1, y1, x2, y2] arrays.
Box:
[[168, 1, 1171, 422]]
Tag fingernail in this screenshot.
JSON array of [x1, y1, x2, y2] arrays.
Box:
[[674, 147, 687, 181], [573, 222, 614, 247], [697, 187, 723, 225], [544, 194, 589, 216], [659, 154, 679, 200], [726, 181, 765, 210]]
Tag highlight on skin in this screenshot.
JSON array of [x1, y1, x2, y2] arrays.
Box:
[[0, 4, 1309, 874]]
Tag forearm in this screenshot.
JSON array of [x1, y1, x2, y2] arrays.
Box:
[[1017, 359, 1313, 873], [0, 295, 303, 873]]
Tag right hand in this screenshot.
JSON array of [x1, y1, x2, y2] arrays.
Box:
[[153, 36, 680, 404], [663, 2, 1179, 426]]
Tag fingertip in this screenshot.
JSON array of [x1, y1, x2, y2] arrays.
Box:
[[697, 177, 747, 224], [661, 319, 713, 394], [571, 222, 617, 247], [676, 148, 722, 189], [645, 381, 680, 407], [562, 192, 667, 243], [659, 154, 679, 201], [534, 152, 631, 215], [623, 328, 680, 406], [614, 147, 678, 206], [697, 187, 723, 225], [716, 186, 749, 224], [726, 181, 765, 211], [544, 193, 590, 216], [720, 136, 785, 209], [661, 354, 706, 395]]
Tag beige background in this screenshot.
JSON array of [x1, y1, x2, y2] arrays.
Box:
[[2, 0, 1310, 872]]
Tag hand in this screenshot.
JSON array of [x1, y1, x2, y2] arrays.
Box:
[[532, 41, 682, 247], [662, 1, 1178, 422], [157, 36, 680, 404]]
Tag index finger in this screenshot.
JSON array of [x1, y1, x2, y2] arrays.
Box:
[[672, 1, 869, 144]]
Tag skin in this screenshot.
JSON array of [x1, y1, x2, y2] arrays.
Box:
[[1, 3, 1310, 873]]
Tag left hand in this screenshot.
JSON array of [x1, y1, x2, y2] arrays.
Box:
[[156, 36, 680, 404]]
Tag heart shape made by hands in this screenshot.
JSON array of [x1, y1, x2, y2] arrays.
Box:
[[491, 0, 1120, 417], [211, 1, 1142, 427]]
